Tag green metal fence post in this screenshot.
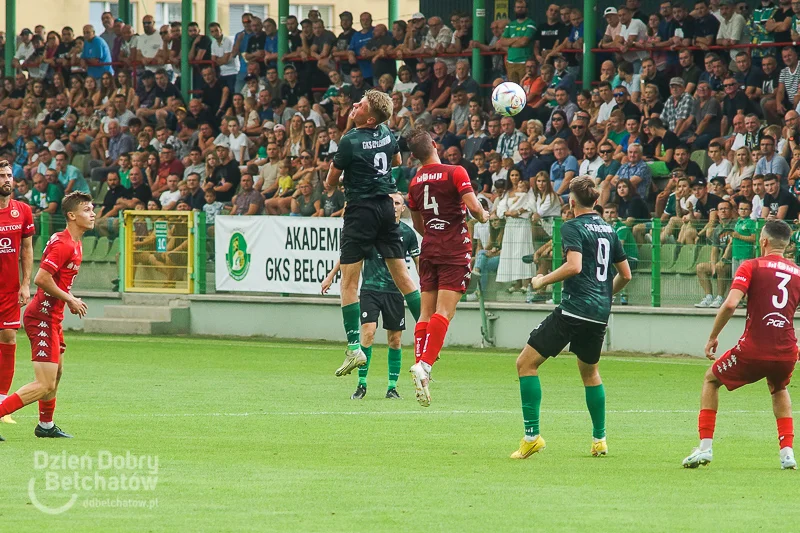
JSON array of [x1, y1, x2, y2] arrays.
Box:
[[194, 212, 207, 294], [582, 0, 596, 90], [204, 0, 217, 34], [473, 0, 486, 93], [4, 0, 16, 77], [39, 212, 51, 241], [277, 0, 289, 74], [118, 212, 126, 292], [119, 0, 131, 25], [552, 216, 562, 304], [180, 0, 192, 102], [651, 217, 661, 307]]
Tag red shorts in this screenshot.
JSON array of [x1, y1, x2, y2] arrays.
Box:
[[418, 258, 471, 294], [23, 316, 65, 364], [0, 293, 21, 330], [712, 348, 797, 393]]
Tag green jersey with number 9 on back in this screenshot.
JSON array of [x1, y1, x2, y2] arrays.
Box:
[[559, 213, 627, 324], [333, 124, 400, 203]]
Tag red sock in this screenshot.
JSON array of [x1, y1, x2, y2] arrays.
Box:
[[0, 393, 24, 418], [421, 313, 449, 366], [414, 322, 428, 364], [0, 342, 16, 396], [777, 417, 794, 450], [39, 398, 56, 424], [698, 409, 717, 440]]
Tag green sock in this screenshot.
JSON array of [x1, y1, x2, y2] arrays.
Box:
[[342, 302, 361, 347], [404, 290, 421, 322], [585, 384, 606, 439], [358, 345, 372, 386], [387, 347, 402, 389], [519, 376, 542, 437]]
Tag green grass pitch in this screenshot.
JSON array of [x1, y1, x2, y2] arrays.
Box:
[[1, 334, 799, 532]]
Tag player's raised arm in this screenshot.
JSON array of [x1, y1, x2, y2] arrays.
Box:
[[462, 191, 489, 223], [33, 269, 87, 317], [532, 250, 582, 290]]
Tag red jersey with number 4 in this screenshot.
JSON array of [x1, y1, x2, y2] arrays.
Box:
[[0, 199, 35, 294], [731, 256, 800, 360], [24, 230, 83, 323], [407, 163, 474, 265]]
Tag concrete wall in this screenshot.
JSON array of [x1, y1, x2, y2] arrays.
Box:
[[72, 291, 750, 358]]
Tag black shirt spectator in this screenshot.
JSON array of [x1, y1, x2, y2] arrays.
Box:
[[210, 159, 241, 203], [335, 28, 356, 76], [535, 22, 568, 55], [366, 33, 396, 81], [131, 181, 153, 206], [722, 90, 760, 121], [281, 83, 304, 108], [201, 80, 225, 115], [694, 192, 722, 219], [773, 6, 793, 43], [247, 31, 267, 75], [101, 183, 132, 217], [619, 100, 642, 120], [412, 77, 433, 104], [155, 81, 181, 105], [764, 188, 800, 220], [187, 187, 205, 210], [735, 65, 764, 92], [668, 159, 704, 180], [618, 195, 650, 219]]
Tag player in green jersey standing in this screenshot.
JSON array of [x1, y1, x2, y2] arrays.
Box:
[[322, 193, 420, 399], [510, 177, 632, 460], [326, 91, 422, 377]]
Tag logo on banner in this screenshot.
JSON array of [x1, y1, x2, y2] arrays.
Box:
[[225, 232, 251, 282]]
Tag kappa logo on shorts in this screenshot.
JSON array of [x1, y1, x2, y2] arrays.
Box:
[[37, 321, 48, 328], [37, 331, 48, 338], [462, 237, 470, 244], [39, 308, 49, 315], [41, 301, 51, 308], [36, 350, 48, 358], [464, 271, 471, 279], [37, 340, 48, 347], [717, 354, 737, 373], [763, 312, 790, 328], [399, 318, 405, 327]]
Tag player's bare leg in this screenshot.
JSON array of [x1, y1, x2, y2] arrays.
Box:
[[335, 261, 368, 376], [0, 361, 72, 438], [409, 290, 461, 407], [0, 328, 18, 424], [684, 368, 722, 468], [385, 258, 421, 322], [578, 360, 607, 456], [770, 387, 796, 469], [510, 345, 547, 458]]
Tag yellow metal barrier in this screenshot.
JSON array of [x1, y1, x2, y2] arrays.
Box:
[[122, 211, 194, 294]]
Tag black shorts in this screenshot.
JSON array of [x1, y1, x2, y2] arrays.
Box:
[[340, 196, 404, 265], [360, 290, 406, 331], [527, 308, 607, 365]]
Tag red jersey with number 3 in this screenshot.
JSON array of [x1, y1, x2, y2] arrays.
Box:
[[24, 230, 83, 323], [731, 256, 800, 360], [407, 163, 474, 265], [0, 199, 35, 294]]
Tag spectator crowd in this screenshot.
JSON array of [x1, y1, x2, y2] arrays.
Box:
[[5, 1, 800, 305]]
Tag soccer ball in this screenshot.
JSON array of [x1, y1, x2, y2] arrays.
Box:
[[492, 82, 527, 117]]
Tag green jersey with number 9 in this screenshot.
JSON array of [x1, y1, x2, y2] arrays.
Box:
[[333, 124, 400, 203], [559, 213, 628, 324]]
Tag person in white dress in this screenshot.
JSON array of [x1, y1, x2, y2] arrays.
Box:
[[496, 169, 535, 292], [530, 170, 563, 242]]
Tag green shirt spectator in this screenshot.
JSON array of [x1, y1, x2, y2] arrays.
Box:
[[732, 216, 757, 261]]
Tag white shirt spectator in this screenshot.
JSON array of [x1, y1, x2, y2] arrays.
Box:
[[117, 109, 136, 128], [159, 189, 182, 208], [717, 13, 748, 62], [597, 100, 616, 124], [621, 19, 648, 63], [731, 132, 746, 151], [133, 31, 164, 73], [752, 194, 764, 220], [707, 159, 731, 182], [14, 42, 35, 63], [229, 132, 251, 162], [211, 36, 239, 77], [580, 156, 604, 179], [44, 139, 66, 153], [423, 27, 455, 72]]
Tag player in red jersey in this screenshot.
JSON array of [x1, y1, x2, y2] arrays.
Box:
[[405, 129, 489, 406], [0, 192, 94, 440], [683, 220, 799, 469], [0, 160, 34, 431]]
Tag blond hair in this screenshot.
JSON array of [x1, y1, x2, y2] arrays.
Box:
[[365, 90, 393, 124]]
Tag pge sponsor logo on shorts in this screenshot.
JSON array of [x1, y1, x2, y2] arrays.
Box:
[[28, 451, 159, 515]]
